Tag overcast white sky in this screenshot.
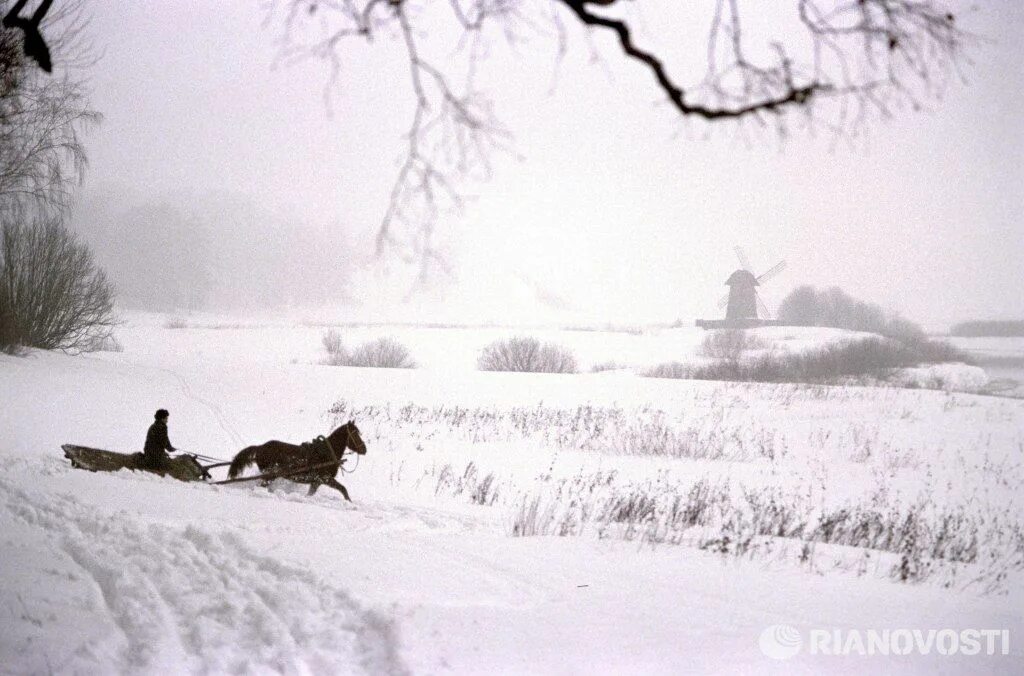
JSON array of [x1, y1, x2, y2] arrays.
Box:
[[71, 1, 1023, 326]]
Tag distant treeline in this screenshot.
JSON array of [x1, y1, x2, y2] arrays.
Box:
[[949, 320, 1024, 337], [71, 191, 356, 312], [778, 285, 924, 341]]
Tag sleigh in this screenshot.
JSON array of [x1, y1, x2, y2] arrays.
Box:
[[62, 445, 210, 482]]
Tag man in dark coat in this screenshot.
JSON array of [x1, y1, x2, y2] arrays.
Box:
[[143, 408, 176, 470]]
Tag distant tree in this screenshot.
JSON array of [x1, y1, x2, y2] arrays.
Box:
[[949, 320, 1024, 338], [778, 285, 923, 341], [0, 208, 115, 353], [267, 1, 971, 275]]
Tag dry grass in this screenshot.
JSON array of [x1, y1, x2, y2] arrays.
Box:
[[508, 472, 1023, 590]]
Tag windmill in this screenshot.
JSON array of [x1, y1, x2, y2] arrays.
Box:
[[697, 247, 787, 329]]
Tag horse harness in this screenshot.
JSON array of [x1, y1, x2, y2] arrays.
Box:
[[295, 428, 358, 481]]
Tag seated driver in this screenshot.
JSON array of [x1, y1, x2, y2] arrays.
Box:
[[143, 408, 176, 470]]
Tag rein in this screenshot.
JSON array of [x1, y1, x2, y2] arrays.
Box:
[[316, 425, 362, 475]]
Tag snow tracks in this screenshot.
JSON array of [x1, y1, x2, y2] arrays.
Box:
[[0, 473, 407, 675]]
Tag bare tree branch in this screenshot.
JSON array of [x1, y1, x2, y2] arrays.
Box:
[[1, 0, 100, 215], [266, 0, 973, 284]]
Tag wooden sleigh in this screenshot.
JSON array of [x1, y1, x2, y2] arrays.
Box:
[[62, 445, 210, 482]]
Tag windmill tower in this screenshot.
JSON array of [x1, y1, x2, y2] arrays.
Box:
[[697, 247, 787, 329]]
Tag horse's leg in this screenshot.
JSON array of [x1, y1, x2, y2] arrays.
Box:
[[325, 478, 352, 502], [307, 481, 321, 496]]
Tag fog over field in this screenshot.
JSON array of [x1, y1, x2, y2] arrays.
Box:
[[67, 2, 1023, 325]]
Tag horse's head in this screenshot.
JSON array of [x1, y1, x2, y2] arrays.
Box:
[[333, 419, 367, 456]]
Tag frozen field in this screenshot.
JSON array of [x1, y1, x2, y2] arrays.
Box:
[[1, 314, 1022, 674]]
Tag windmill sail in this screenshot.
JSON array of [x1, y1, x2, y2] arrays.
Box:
[[756, 260, 787, 283], [734, 246, 753, 273]]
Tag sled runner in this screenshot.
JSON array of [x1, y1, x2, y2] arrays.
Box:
[[62, 445, 209, 482]]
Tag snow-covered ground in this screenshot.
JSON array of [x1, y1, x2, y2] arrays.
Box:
[[1, 315, 1022, 674]]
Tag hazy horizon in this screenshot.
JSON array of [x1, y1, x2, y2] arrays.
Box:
[[66, 2, 1024, 327]]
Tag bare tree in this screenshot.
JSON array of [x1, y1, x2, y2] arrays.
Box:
[[266, 1, 971, 275], [478, 335, 577, 372], [701, 328, 760, 362], [0, 0, 99, 215], [0, 208, 115, 352]]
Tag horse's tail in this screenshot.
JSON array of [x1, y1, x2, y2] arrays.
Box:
[[228, 446, 259, 479]]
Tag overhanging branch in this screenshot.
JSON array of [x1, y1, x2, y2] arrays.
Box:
[[557, 0, 823, 119]]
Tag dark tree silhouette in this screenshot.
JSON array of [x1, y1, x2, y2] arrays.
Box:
[[267, 1, 971, 278], [0, 208, 115, 353], [3, 0, 55, 72], [0, 0, 98, 215]]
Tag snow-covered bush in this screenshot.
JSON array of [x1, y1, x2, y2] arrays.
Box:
[[1, 212, 116, 353], [888, 363, 988, 393], [700, 329, 763, 361], [646, 336, 973, 388], [590, 361, 627, 372], [477, 336, 577, 373], [321, 329, 347, 365], [320, 332, 415, 368], [347, 337, 416, 368], [641, 361, 692, 379]]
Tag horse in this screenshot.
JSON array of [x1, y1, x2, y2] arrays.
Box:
[[227, 420, 367, 501]]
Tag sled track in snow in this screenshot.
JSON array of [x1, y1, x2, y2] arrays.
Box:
[[161, 367, 246, 447], [0, 476, 407, 675]]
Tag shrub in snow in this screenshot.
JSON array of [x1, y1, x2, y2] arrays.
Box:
[[1, 212, 116, 353], [590, 361, 627, 373], [700, 329, 763, 361], [321, 331, 415, 368], [477, 336, 577, 373], [888, 363, 988, 392], [346, 337, 416, 369], [82, 333, 124, 353], [321, 329, 347, 365], [641, 362, 693, 379], [164, 316, 188, 329]]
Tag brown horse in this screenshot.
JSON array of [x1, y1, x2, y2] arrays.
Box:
[[227, 421, 367, 501]]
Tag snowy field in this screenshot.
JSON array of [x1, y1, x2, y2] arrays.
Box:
[[1, 314, 1022, 674]]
